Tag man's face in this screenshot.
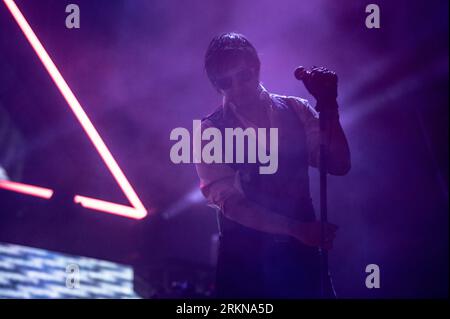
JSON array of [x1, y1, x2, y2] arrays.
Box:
[[213, 60, 259, 106]]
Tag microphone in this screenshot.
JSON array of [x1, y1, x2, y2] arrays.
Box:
[[294, 66, 339, 112], [294, 66, 311, 81]]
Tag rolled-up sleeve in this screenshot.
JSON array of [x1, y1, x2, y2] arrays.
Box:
[[194, 119, 244, 211]]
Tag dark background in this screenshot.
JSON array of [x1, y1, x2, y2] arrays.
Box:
[[0, 0, 448, 298]]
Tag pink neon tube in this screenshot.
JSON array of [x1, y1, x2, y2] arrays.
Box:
[[2, 0, 148, 219]]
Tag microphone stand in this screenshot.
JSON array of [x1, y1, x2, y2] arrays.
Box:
[[318, 103, 331, 299], [295, 66, 337, 298]]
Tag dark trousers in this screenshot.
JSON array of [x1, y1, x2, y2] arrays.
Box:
[[215, 234, 335, 299]]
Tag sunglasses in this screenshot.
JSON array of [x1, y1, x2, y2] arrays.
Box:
[[213, 68, 254, 90]]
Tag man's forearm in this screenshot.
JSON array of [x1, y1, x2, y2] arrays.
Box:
[[222, 194, 300, 237], [326, 115, 351, 175], [312, 99, 351, 175]]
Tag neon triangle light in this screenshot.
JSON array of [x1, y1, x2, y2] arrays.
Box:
[[0, 0, 148, 219]]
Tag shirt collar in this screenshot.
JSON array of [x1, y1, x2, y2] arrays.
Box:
[[223, 83, 273, 119]]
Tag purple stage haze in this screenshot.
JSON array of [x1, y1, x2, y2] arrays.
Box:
[[0, 0, 448, 298]]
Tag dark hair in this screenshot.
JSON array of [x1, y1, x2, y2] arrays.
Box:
[[204, 32, 260, 85]]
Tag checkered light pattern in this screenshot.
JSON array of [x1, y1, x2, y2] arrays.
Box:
[[0, 242, 140, 298]]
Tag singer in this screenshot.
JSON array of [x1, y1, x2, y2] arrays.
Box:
[[195, 32, 351, 298]]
